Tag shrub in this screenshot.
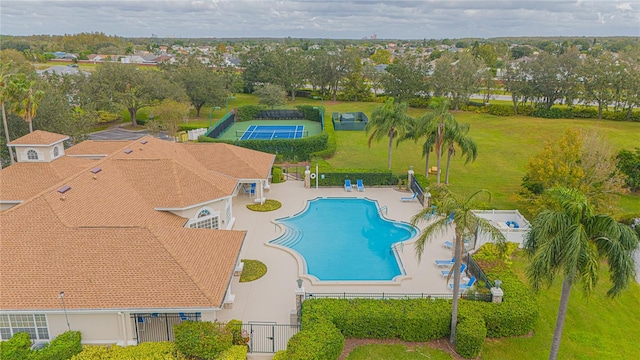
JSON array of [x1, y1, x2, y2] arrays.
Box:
[[272, 167, 284, 184], [72, 342, 182, 359], [31, 330, 82, 360], [224, 320, 244, 346], [316, 169, 398, 187], [310, 118, 336, 159], [295, 105, 322, 123], [246, 199, 282, 212], [217, 345, 248, 360], [412, 173, 430, 190], [487, 104, 516, 116], [173, 321, 232, 359], [286, 320, 344, 360], [272, 350, 288, 360], [515, 105, 535, 116], [239, 259, 268, 282], [97, 110, 121, 124], [0, 332, 31, 360], [407, 97, 430, 108], [455, 312, 487, 359]]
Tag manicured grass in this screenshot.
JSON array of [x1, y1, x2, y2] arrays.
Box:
[[346, 344, 452, 360], [246, 199, 282, 212], [239, 259, 267, 282], [482, 253, 640, 359]]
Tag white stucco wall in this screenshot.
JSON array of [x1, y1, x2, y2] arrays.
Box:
[[168, 197, 234, 229], [14, 144, 65, 163]]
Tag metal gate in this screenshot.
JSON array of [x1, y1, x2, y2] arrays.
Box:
[[410, 175, 425, 206], [244, 322, 300, 353]]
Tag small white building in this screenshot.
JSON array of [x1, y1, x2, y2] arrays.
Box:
[[472, 209, 531, 248]]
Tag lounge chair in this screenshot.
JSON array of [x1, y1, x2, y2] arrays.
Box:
[[344, 179, 353, 192], [249, 183, 256, 197], [443, 241, 453, 249], [449, 276, 477, 292], [434, 257, 455, 267], [445, 212, 454, 224], [424, 205, 436, 219], [441, 263, 467, 278], [401, 192, 417, 202], [356, 179, 365, 192]]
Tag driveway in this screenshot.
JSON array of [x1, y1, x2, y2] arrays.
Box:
[[89, 128, 169, 141]]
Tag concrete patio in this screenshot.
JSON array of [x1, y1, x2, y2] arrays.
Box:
[[217, 180, 460, 325]]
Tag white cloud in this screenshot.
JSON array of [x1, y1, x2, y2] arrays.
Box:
[[0, 0, 638, 38]]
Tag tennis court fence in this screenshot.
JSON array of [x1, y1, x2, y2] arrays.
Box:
[[236, 130, 309, 138]]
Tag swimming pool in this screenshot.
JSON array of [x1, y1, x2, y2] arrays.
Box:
[[270, 197, 417, 281]]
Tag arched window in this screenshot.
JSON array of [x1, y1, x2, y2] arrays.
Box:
[[53, 147, 59, 158], [188, 208, 219, 229], [197, 209, 211, 218], [27, 150, 38, 160]]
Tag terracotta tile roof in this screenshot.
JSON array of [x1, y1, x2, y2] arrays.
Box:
[[8, 130, 69, 145], [0, 198, 245, 310], [65, 140, 133, 156], [182, 143, 275, 180], [0, 157, 97, 201]]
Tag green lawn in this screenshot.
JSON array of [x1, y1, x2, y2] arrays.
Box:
[[482, 253, 640, 359], [346, 344, 452, 360]]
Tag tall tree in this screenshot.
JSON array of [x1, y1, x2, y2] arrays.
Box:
[[411, 189, 506, 345], [8, 74, 44, 133], [419, 98, 457, 184], [84, 63, 185, 126], [148, 99, 190, 141], [579, 52, 615, 119], [381, 54, 428, 103], [524, 188, 639, 360], [443, 121, 478, 184], [254, 83, 286, 109], [172, 57, 227, 117], [432, 52, 482, 110], [0, 60, 15, 165], [366, 97, 411, 170]]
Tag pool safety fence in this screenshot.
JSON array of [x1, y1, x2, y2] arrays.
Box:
[[466, 253, 492, 289], [305, 292, 493, 302], [409, 174, 425, 206]]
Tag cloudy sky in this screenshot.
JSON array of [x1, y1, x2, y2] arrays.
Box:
[[1, 1, 639, 39]]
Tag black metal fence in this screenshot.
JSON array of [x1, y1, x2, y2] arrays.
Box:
[[131, 313, 201, 343], [242, 323, 300, 353], [466, 253, 493, 289], [305, 292, 492, 302], [410, 173, 425, 206], [254, 110, 305, 120]]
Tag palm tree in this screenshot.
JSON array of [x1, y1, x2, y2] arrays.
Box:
[[443, 121, 478, 184], [9, 74, 44, 133], [0, 60, 15, 165], [366, 97, 411, 170], [419, 97, 456, 184], [411, 189, 506, 344], [398, 112, 437, 178], [524, 188, 639, 360]]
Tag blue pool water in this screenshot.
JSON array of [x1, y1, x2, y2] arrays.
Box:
[[270, 198, 417, 281]]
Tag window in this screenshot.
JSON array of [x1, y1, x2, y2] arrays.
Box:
[[0, 314, 49, 340], [53, 146, 59, 158], [197, 209, 211, 218], [27, 150, 38, 160], [188, 216, 219, 229]]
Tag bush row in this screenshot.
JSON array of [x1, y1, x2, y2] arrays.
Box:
[[310, 114, 336, 159], [272, 166, 284, 183], [72, 342, 182, 360], [235, 105, 267, 122], [174, 321, 233, 359], [479, 103, 640, 122], [291, 243, 538, 359], [316, 169, 398, 187], [0, 331, 82, 360], [295, 105, 323, 123], [199, 133, 329, 162]]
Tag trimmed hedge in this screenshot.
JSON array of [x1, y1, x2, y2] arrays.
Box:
[[455, 311, 487, 358], [31, 331, 82, 360], [295, 105, 322, 123], [72, 342, 182, 359], [0, 332, 31, 360], [272, 167, 284, 183], [483, 103, 640, 122], [217, 345, 248, 360], [316, 169, 398, 187], [272, 350, 288, 360], [310, 115, 336, 159], [174, 321, 232, 359], [199, 133, 328, 162], [235, 105, 267, 122], [285, 320, 344, 360]]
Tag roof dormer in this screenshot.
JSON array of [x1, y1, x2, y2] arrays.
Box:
[[7, 130, 69, 163]]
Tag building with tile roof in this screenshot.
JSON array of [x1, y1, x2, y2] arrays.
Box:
[[0, 132, 275, 345]]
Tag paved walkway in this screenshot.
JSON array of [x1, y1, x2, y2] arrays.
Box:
[[218, 180, 458, 325]]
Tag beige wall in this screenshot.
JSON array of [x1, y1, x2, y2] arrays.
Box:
[[14, 144, 65, 163], [48, 312, 135, 345], [168, 197, 234, 229]]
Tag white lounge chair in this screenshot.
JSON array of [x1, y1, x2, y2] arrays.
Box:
[[401, 192, 417, 202], [434, 257, 455, 267]]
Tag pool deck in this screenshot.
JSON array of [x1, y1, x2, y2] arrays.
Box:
[[217, 180, 458, 325]]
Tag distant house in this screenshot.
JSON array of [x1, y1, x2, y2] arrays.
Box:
[[0, 130, 275, 345], [37, 65, 89, 77]]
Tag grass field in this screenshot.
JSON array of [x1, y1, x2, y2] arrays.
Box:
[[346, 344, 452, 359]]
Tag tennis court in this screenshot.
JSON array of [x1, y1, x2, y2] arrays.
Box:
[[238, 125, 307, 140]]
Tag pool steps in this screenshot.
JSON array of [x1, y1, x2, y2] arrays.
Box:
[[272, 225, 303, 248]]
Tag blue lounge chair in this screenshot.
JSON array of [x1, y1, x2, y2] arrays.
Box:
[[356, 179, 365, 192], [445, 212, 454, 224], [249, 183, 256, 197], [441, 263, 467, 278], [401, 192, 417, 202], [344, 179, 353, 192], [179, 312, 191, 321], [450, 276, 477, 292], [434, 257, 455, 267], [424, 205, 436, 219], [443, 241, 453, 249]]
